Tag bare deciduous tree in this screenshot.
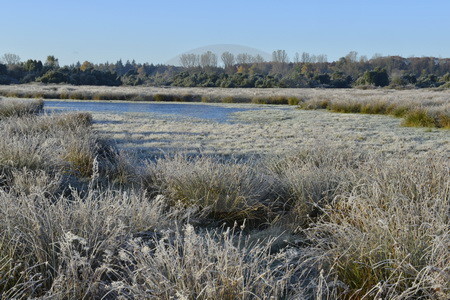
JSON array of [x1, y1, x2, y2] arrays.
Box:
[[236, 53, 254, 64], [272, 50, 289, 63], [200, 51, 217, 68], [180, 53, 199, 68], [1, 53, 21, 65], [253, 54, 265, 64], [221, 52, 235, 68], [345, 51, 358, 63], [301, 52, 312, 63], [316, 54, 328, 63]]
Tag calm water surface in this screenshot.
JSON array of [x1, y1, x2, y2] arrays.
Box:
[[44, 100, 264, 123]]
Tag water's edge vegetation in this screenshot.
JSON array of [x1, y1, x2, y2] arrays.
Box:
[[1, 85, 449, 128], [0, 99, 448, 299]]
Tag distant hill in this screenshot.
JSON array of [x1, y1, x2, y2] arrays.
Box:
[[166, 44, 272, 66]]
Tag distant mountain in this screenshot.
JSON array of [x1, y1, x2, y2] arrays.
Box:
[[166, 44, 272, 66]]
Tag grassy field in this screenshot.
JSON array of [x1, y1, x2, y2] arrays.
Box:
[[0, 96, 449, 299]]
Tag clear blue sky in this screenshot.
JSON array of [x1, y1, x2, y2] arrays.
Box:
[[1, 0, 449, 66]]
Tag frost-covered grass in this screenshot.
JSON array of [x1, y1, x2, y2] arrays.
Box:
[[2, 84, 449, 128], [0, 98, 448, 299], [91, 107, 449, 159], [0, 97, 43, 119]]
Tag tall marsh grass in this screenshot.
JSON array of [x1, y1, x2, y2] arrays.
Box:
[[117, 225, 302, 299], [145, 155, 276, 223], [304, 156, 449, 299], [0, 98, 448, 298], [301, 97, 450, 128], [0, 98, 43, 119]]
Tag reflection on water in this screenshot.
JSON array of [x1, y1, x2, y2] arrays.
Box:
[[44, 101, 261, 123]]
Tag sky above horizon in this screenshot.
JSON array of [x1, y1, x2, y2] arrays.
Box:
[[1, 0, 449, 66]]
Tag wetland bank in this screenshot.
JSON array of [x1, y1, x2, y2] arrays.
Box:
[[0, 89, 449, 299]]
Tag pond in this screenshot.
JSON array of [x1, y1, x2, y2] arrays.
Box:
[[44, 100, 265, 123]]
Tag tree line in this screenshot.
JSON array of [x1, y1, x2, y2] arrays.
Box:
[[1, 51, 450, 88]]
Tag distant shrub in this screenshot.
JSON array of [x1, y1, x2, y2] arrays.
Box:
[[0, 63, 7, 75], [356, 68, 390, 87], [402, 73, 417, 84], [416, 74, 441, 88], [390, 75, 408, 87], [314, 74, 331, 85], [441, 73, 450, 82], [37, 70, 68, 84]]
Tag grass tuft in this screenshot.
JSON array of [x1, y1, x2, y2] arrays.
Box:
[[145, 155, 274, 224], [252, 96, 289, 105], [304, 156, 449, 299], [402, 109, 439, 128], [0, 99, 44, 119]]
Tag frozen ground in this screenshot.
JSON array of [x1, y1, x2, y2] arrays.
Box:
[[91, 104, 449, 159], [2, 85, 448, 158]]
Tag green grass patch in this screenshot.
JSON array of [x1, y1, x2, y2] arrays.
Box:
[[402, 109, 439, 128]]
